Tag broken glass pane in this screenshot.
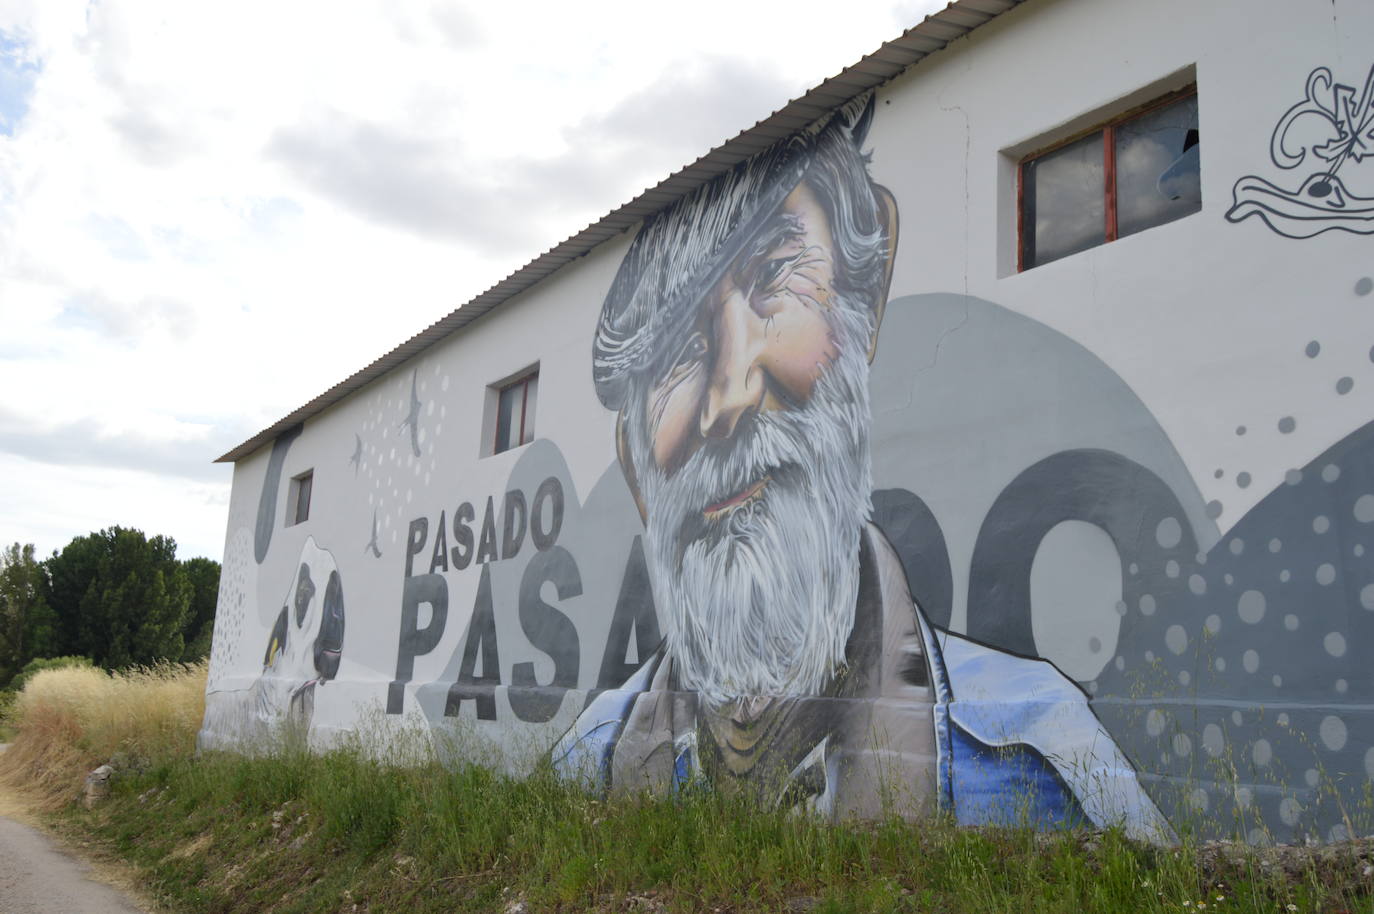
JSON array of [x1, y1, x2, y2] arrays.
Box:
[[1116, 95, 1200, 238]]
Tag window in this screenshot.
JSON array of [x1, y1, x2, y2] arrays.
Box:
[[287, 471, 312, 525], [1019, 88, 1200, 270], [492, 371, 537, 454]]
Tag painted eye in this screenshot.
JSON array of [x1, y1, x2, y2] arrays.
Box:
[[756, 256, 791, 290], [676, 332, 707, 367]]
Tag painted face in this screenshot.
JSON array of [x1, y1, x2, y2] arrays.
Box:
[[644, 180, 842, 481]]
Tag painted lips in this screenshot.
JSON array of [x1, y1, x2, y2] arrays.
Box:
[[703, 475, 770, 521]]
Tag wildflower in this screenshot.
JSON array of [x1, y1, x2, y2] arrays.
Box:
[[1286, 906, 1298, 912], [1217, 896, 1226, 902]]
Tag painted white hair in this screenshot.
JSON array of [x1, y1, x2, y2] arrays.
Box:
[[630, 302, 875, 708]]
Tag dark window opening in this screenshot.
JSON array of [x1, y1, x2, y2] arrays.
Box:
[[1020, 88, 1200, 270], [493, 372, 537, 455], [289, 471, 313, 526]]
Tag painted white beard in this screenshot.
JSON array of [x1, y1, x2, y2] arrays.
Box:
[[634, 306, 874, 708]]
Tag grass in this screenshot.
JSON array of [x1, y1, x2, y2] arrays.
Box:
[[0, 666, 1370, 913]]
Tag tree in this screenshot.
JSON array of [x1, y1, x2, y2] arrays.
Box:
[[0, 543, 57, 688], [179, 556, 221, 662], [45, 528, 192, 669]]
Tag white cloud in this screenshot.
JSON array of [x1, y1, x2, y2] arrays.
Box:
[[0, 0, 944, 559]]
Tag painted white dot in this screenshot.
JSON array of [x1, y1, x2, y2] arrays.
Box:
[[1179, 670, 1191, 686], [1225, 573, 1235, 586], [1139, 594, 1156, 615], [1279, 569, 1291, 583], [1229, 538, 1245, 555], [1279, 797, 1301, 827], [1166, 625, 1188, 654], [1365, 748, 1374, 781], [1189, 574, 1207, 595], [1114, 656, 1125, 671], [1173, 734, 1192, 757], [1269, 538, 1282, 553], [1247, 828, 1270, 846], [1253, 739, 1272, 766], [1243, 649, 1259, 673], [1238, 589, 1267, 624], [1356, 494, 1374, 523], [1284, 614, 1299, 630], [1323, 464, 1341, 483], [1320, 715, 1348, 751], [1277, 712, 1289, 726], [1232, 710, 1243, 726], [1313, 515, 1331, 534], [1336, 679, 1349, 694], [1166, 559, 1180, 578], [1146, 709, 1167, 737], [1234, 786, 1252, 809], [1188, 788, 1209, 812], [1306, 768, 1321, 788], [1155, 516, 1182, 548], [1202, 724, 1224, 757], [1205, 614, 1222, 634], [1316, 563, 1337, 586], [1145, 650, 1155, 662], [1215, 657, 1226, 672], [1355, 544, 1365, 557], [1361, 584, 1374, 610], [1273, 674, 1283, 687], [1324, 631, 1347, 657]]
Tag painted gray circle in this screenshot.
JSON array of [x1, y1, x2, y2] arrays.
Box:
[[1238, 589, 1267, 624], [1278, 416, 1296, 434], [1155, 516, 1182, 549]]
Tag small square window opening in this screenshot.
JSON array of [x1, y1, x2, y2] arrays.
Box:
[[288, 471, 313, 526], [493, 372, 537, 455], [1020, 87, 1200, 270]]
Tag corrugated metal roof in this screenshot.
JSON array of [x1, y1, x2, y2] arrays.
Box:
[[217, 0, 1024, 463]]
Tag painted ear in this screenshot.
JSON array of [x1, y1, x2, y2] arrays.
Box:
[[867, 183, 900, 364], [616, 412, 648, 525]]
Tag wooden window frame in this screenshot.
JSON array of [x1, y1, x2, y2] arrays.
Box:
[[1017, 85, 1198, 272], [493, 371, 537, 455]]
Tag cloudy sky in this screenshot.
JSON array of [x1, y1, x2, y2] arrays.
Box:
[[0, 0, 943, 561]]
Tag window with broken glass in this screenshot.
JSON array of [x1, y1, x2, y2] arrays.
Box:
[[1019, 88, 1200, 270]]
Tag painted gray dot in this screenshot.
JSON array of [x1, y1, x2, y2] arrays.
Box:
[[1088, 636, 1102, 653], [1280, 569, 1291, 582], [1234, 786, 1252, 809], [1367, 749, 1374, 781], [1336, 678, 1349, 694], [1202, 724, 1224, 757], [1272, 674, 1283, 687], [1316, 563, 1336, 585], [1139, 594, 1157, 616], [1214, 468, 1224, 479], [1114, 655, 1125, 671], [1205, 614, 1222, 634], [1269, 538, 1282, 553], [1277, 712, 1289, 726], [1166, 559, 1180, 578], [1243, 649, 1259, 673], [1166, 624, 1188, 654], [1324, 631, 1347, 657], [1155, 516, 1182, 549], [1189, 574, 1207, 595], [1238, 589, 1266, 623], [1179, 670, 1191, 686], [1337, 376, 1354, 395], [1214, 657, 1226, 672], [1145, 650, 1155, 662], [1355, 544, 1365, 557], [1357, 276, 1373, 296], [1313, 515, 1330, 534], [1279, 797, 1301, 827], [1188, 788, 1208, 812], [1146, 709, 1166, 737], [1232, 710, 1244, 726], [1355, 494, 1374, 523], [1225, 573, 1235, 585], [1253, 739, 1272, 767], [1235, 425, 1247, 436], [1320, 716, 1349, 753], [1196, 551, 1208, 565], [1247, 827, 1270, 847], [1278, 416, 1296, 434], [1305, 340, 1321, 358], [1229, 538, 1244, 555], [1236, 471, 1252, 488], [1173, 733, 1192, 757], [1114, 600, 1127, 617], [1322, 464, 1341, 483], [1285, 468, 1303, 486], [1361, 584, 1374, 610], [1206, 500, 1223, 519], [1129, 562, 1139, 575]]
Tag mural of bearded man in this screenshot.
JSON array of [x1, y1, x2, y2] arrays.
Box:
[[553, 96, 1172, 842]]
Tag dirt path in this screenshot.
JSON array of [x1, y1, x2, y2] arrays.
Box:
[[0, 744, 150, 914]]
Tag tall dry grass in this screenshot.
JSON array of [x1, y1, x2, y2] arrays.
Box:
[[0, 661, 206, 810]]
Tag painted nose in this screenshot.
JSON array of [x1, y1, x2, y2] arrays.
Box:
[[699, 287, 764, 440]]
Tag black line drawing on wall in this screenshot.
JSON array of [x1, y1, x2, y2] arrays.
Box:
[[400, 369, 423, 457], [1227, 62, 1374, 237], [366, 510, 383, 558], [349, 433, 362, 474]]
